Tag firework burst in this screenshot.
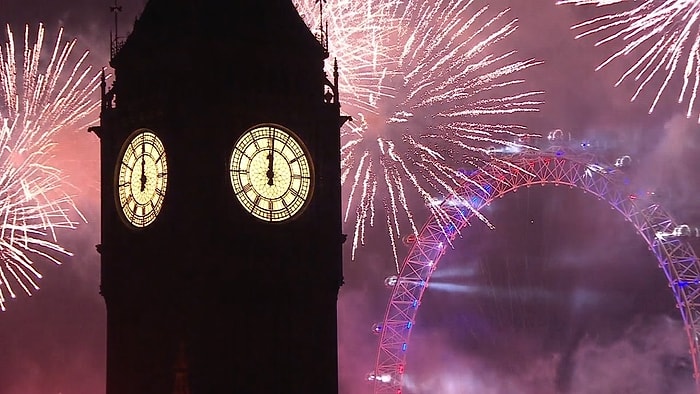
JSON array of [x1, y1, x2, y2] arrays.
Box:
[[558, 0, 700, 121], [297, 1, 543, 270], [0, 23, 100, 311], [294, 0, 400, 113]]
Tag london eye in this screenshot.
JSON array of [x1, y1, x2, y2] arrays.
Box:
[[370, 136, 700, 393]]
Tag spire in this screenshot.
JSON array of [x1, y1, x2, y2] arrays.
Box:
[[109, 0, 124, 59], [316, 0, 329, 55]]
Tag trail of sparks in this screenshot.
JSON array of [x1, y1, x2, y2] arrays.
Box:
[[0, 24, 100, 311], [297, 1, 542, 269], [557, 0, 700, 121], [294, 0, 400, 113]]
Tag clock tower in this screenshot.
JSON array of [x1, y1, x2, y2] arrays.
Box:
[[90, 1, 345, 393]]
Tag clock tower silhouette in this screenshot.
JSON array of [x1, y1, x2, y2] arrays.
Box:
[[90, 1, 346, 393]]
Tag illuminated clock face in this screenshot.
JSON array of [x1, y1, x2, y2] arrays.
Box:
[[229, 124, 313, 222], [116, 129, 168, 228]]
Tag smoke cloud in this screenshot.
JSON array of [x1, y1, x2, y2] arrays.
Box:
[[400, 315, 694, 394]]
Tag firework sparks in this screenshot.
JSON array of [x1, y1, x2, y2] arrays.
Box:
[[557, 0, 700, 121], [297, 1, 543, 270], [294, 0, 400, 113], [0, 24, 100, 311]]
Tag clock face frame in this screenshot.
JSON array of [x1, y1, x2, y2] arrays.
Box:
[[115, 129, 169, 228], [229, 124, 313, 222]]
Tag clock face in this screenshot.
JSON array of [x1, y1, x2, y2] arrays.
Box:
[[229, 124, 313, 222], [116, 129, 168, 228]]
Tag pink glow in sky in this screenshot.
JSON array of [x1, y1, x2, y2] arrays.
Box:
[[1, 1, 699, 393]]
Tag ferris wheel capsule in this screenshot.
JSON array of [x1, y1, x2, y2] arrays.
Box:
[[366, 372, 395, 384], [615, 155, 632, 168], [402, 233, 417, 246], [384, 275, 399, 287]]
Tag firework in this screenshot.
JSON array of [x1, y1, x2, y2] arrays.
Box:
[[298, 1, 542, 269], [557, 0, 700, 121], [294, 0, 400, 113], [0, 24, 100, 311]]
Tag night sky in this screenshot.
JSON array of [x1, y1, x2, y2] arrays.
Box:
[[1, 1, 699, 393]]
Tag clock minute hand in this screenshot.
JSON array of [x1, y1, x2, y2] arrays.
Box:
[[266, 137, 274, 186], [140, 142, 147, 192]]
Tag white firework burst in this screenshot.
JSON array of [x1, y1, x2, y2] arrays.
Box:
[[558, 0, 700, 121], [297, 0, 543, 270], [0, 23, 101, 311]]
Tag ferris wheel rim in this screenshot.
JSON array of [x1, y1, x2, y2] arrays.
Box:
[[371, 148, 700, 393]]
